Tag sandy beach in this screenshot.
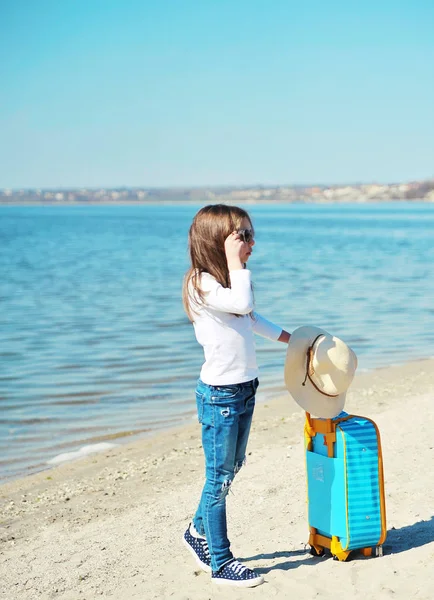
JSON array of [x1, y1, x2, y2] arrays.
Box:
[[1, 359, 433, 599]]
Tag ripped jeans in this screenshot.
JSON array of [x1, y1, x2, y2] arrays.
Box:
[[193, 377, 259, 571]]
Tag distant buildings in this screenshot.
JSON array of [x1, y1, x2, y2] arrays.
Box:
[[1, 180, 434, 204]]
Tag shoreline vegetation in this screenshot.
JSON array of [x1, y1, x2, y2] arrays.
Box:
[[1, 358, 434, 598], [2, 178, 434, 205]]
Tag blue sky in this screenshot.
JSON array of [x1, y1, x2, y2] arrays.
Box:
[[1, 0, 433, 188]]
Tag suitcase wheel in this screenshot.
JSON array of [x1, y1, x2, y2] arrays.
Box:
[[332, 554, 350, 562], [332, 551, 351, 562], [309, 545, 325, 557]]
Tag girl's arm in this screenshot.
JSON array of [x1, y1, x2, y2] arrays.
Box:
[[199, 270, 254, 314], [194, 230, 254, 314], [252, 312, 291, 343]]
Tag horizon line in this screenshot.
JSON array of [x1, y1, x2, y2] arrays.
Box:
[[2, 176, 434, 192]]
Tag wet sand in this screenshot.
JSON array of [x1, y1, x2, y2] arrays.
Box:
[[1, 359, 434, 599]]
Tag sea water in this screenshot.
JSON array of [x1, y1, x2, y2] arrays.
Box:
[[1, 202, 433, 480]]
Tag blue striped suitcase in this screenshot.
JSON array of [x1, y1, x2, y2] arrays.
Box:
[[304, 411, 387, 561]]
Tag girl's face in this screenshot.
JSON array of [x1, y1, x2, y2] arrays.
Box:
[[238, 217, 255, 263]]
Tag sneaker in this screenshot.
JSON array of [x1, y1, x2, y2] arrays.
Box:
[[212, 559, 264, 587], [183, 523, 211, 572]]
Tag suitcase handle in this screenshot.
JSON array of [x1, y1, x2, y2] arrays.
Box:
[[305, 413, 356, 457], [305, 412, 355, 433]]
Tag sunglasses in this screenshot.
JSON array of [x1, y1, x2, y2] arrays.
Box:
[[237, 228, 254, 243]]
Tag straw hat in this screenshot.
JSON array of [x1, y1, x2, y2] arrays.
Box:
[[284, 326, 358, 418]]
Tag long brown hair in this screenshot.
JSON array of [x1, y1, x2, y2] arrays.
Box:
[[183, 204, 254, 322]]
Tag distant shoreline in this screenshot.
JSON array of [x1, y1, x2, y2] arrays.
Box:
[[1, 198, 433, 207], [2, 178, 434, 204]]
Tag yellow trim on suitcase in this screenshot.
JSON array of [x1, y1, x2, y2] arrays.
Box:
[[360, 416, 387, 545], [339, 414, 387, 546], [338, 426, 350, 551]]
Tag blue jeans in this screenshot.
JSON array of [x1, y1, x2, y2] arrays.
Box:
[[192, 377, 259, 572]]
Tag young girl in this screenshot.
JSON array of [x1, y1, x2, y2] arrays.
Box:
[[182, 204, 290, 588]]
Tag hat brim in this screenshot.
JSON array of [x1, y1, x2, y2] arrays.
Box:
[[284, 325, 347, 418]]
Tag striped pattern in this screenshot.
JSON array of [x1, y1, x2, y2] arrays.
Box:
[[338, 418, 382, 550]]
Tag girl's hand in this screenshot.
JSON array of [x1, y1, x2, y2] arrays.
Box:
[[278, 330, 291, 343], [224, 231, 246, 270]]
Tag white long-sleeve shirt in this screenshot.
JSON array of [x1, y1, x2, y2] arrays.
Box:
[[189, 269, 282, 385]]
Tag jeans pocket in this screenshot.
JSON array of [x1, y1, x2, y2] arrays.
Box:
[[196, 391, 204, 423], [214, 385, 241, 399]]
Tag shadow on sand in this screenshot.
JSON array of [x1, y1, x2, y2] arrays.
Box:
[[240, 516, 434, 574], [384, 516, 434, 554], [239, 548, 319, 574]]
